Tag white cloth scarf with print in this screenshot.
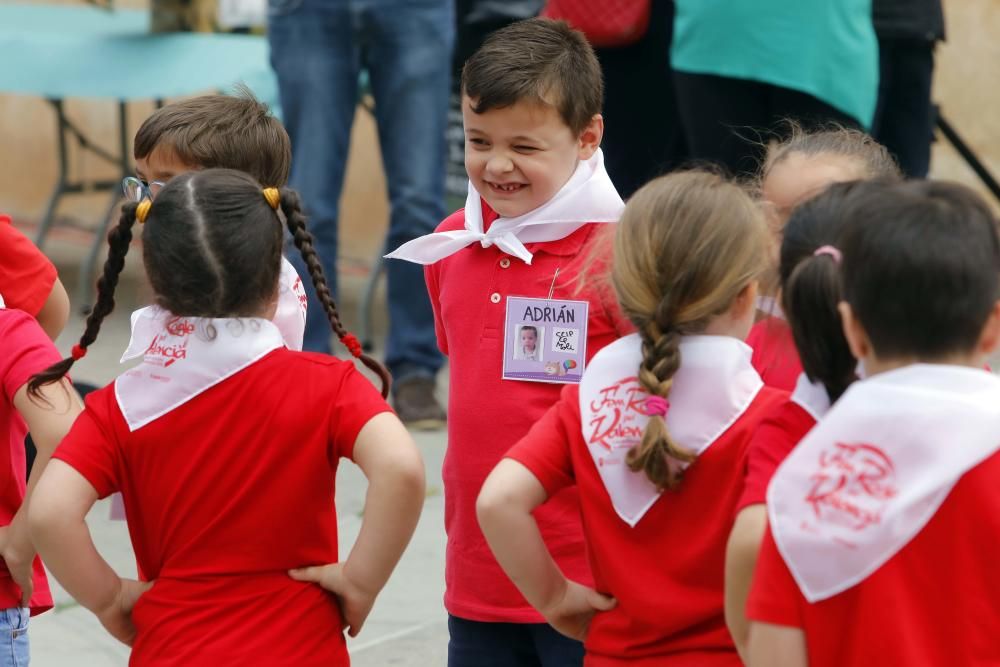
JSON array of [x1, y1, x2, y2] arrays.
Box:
[[115, 308, 286, 432], [767, 364, 1000, 603], [385, 149, 624, 266], [578, 334, 764, 527]]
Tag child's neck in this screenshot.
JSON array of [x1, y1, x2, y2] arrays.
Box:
[[862, 352, 986, 377]]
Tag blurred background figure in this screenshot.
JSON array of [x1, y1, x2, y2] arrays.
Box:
[[543, 0, 687, 198], [871, 0, 945, 178], [669, 0, 879, 177], [268, 0, 454, 428]]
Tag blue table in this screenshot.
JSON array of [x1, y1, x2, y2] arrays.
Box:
[[1, 4, 279, 308]]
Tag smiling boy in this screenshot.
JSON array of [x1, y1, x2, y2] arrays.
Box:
[[388, 18, 629, 667]]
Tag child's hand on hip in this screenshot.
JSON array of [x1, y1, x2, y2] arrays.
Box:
[[0, 526, 34, 605], [96, 578, 153, 646], [289, 563, 376, 637], [541, 580, 616, 642]]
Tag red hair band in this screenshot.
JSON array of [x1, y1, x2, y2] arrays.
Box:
[[340, 333, 363, 359], [71, 344, 87, 360]]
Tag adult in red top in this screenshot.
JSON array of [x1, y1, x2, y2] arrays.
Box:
[[0, 310, 59, 615], [425, 204, 630, 622], [0, 216, 68, 339], [504, 382, 785, 666], [746, 318, 802, 391], [748, 449, 1000, 666], [51, 350, 392, 666]]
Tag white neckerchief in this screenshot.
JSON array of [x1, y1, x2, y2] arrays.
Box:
[[124, 256, 306, 355], [273, 256, 308, 351], [579, 334, 764, 527], [768, 364, 1000, 602], [385, 149, 623, 266], [756, 295, 785, 321], [790, 373, 831, 422], [115, 307, 286, 431]]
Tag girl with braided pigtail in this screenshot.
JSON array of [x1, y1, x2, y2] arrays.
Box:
[[477, 171, 787, 666], [26, 169, 424, 665], [277, 187, 391, 395]]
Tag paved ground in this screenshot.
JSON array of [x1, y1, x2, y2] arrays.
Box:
[[28, 227, 451, 666]]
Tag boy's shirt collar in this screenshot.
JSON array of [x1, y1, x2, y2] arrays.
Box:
[[385, 149, 623, 266]]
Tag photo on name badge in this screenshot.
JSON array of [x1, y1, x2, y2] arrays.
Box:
[[514, 324, 543, 362]]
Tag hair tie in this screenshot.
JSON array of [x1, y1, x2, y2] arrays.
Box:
[[644, 396, 670, 417], [262, 187, 281, 211], [71, 344, 87, 361], [136, 199, 152, 224], [813, 245, 842, 263], [340, 333, 363, 359]]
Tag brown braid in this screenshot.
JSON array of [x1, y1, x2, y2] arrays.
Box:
[[278, 188, 392, 398], [612, 171, 771, 492], [28, 203, 139, 397], [626, 315, 696, 490]]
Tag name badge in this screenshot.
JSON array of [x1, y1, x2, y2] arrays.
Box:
[[503, 296, 588, 383]]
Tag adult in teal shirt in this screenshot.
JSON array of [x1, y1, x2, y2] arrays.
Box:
[[671, 0, 878, 176]]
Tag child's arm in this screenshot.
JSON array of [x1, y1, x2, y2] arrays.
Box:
[[477, 459, 615, 641], [290, 413, 424, 636], [748, 621, 808, 667], [35, 278, 71, 340], [724, 504, 768, 662], [0, 378, 82, 603], [29, 460, 151, 645]]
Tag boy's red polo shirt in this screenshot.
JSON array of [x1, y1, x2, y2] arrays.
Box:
[[425, 204, 631, 622]]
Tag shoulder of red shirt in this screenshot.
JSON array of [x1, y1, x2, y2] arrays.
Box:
[[435, 208, 467, 234], [0, 215, 58, 316], [736, 395, 815, 513]]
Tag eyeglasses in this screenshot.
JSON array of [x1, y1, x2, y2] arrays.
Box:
[[122, 176, 166, 203]]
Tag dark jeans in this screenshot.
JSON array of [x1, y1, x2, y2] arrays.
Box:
[[872, 37, 936, 178], [447, 615, 584, 667], [268, 0, 450, 383], [673, 71, 859, 178], [596, 0, 686, 198]]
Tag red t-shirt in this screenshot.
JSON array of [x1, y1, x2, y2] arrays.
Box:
[[52, 350, 392, 666], [748, 450, 1000, 667], [507, 383, 785, 666], [425, 205, 632, 622], [746, 318, 802, 392], [0, 216, 57, 316], [0, 309, 55, 614], [735, 399, 816, 512]]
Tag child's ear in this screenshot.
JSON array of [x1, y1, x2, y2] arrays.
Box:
[[975, 300, 1000, 358], [733, 280, 759, 321], [838, 301, 871, 361], [577, 114, 604, 160]]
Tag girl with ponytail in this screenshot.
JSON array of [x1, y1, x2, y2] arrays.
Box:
[[477, 171, 785, 665], [26, 169, 424, 665], [724, 180, 871, 660]]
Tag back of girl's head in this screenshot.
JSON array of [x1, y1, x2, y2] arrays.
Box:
[[762, 123, 901, 187], [613, 171, 769, 489], [29, 168, 390, 397], [840, 180, 1000, 361], [780, 180, 879, 401], [145, 169, 283, 316]]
